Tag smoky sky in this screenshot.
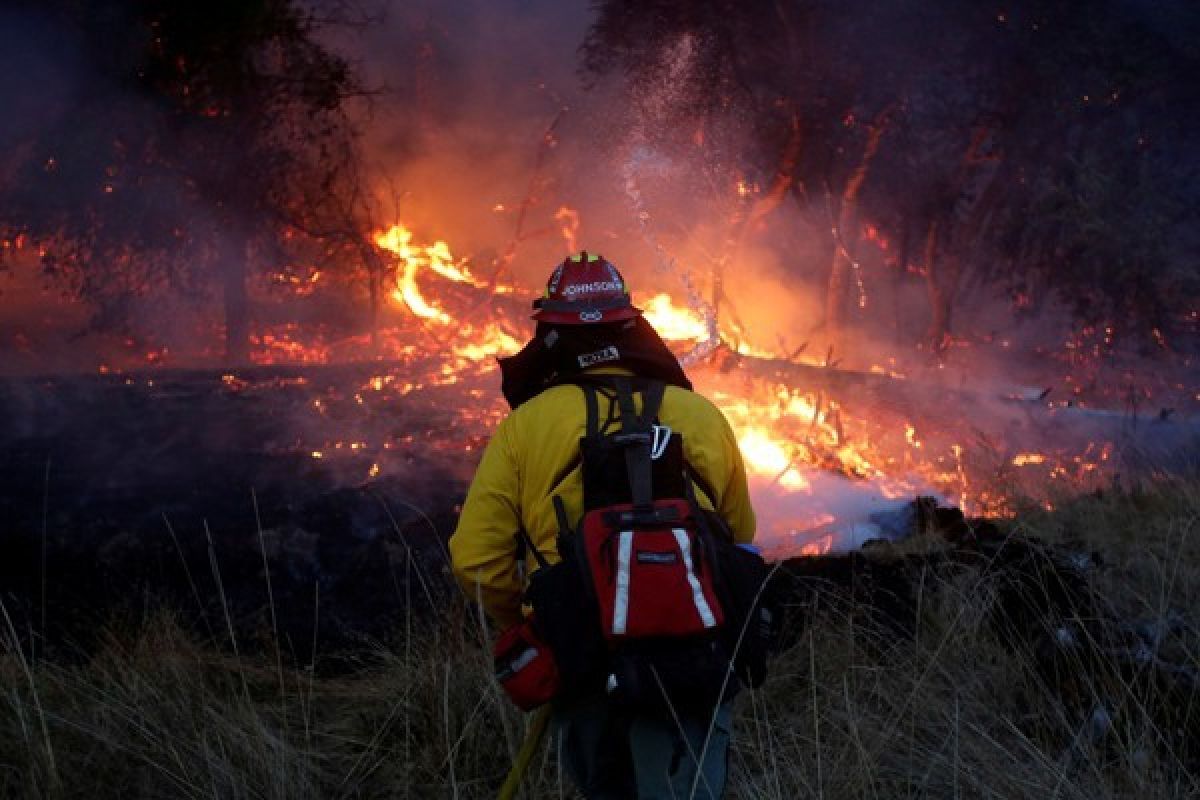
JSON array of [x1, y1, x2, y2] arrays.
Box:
[[2, 0, 1195, 384], [0, 7, 83, 153]]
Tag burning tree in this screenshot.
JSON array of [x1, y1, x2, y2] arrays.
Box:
[[582, 0, 1200, 353], [0, 0, 370, 363]]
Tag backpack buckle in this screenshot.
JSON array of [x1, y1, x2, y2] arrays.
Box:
[[650, 425, 672, 460], [605, 504, 682, 528]]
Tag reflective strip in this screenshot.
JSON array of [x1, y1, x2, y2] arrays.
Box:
[[510, 647, 539, 672], [672, 528, 718, 629], [650, 424, 672, 460], [612, 531, 634, 635]]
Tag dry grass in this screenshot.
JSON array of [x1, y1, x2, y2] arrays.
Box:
[[2, 481, 1198, 798]]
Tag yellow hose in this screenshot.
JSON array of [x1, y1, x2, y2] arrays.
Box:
[[497, 705, 553, 800]]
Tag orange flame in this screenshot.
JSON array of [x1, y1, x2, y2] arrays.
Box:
[[555, 206, 581, 253], [642, 293, 709, 342], [372, 223, 519, 361], [228, 218, 1124, 557]]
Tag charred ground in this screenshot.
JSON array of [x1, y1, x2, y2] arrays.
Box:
[[0, 364, 471, 661]]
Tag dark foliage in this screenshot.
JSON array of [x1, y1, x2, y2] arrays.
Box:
[[0, 0, 367, 359], [583, 0, 1200, 345]]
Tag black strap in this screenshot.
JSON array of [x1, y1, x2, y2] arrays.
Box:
[[612, 377, 638, 427], [546, 456, 582, 500], [612, 377, 654, 511], [569, 374, 667, 424], [515, 525, 550, 571], [552, 494, 573, 537], [639, 380, 666, 426], [683, 463, 718, 509], [514, 528, 526, 569], [583, 384, 600, 437], [602, 390, 620, 432]]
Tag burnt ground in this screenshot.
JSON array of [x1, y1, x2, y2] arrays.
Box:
[[0, 364, 482, 663]]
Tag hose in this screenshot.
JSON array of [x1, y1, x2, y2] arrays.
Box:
[[497, 705, 553, 800]]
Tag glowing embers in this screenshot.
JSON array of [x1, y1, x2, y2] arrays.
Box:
[[797, 531, 836, 557], [252, 324, 332, 364]]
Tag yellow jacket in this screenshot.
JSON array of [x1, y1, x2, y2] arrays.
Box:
[[449, 372, 755, 628]]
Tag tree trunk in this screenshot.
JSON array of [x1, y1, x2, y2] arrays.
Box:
[[923, 220, 961, 353], [222, 238, 250, 365], [365, 246, 382, 356], [714, 112, 803, 325], [892, 216, 911, 344], [746, 112, 803, 228], [825, 243, 853, 336], [920, 125, 1000, 354], [825, 110, 891, 338]]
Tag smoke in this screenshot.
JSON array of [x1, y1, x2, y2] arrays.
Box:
[[0, 5, 262, 373], [0, 8, 81, 151], [330, 1, 1200, 551], [338, 0, 595, 281], [2, 0, 1196, 560]]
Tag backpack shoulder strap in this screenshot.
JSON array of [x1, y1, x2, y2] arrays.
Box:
[[581, 382, 601, 437], [638, 380, 666, 425], [611, 376, 638, 430], [611, 377, 654, 510], [683, 463, 718, 510], [514, 524, 550, 571]]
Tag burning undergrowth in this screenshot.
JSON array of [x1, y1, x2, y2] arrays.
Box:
[[205, 224, 1199, 555], [5, 222, 1194, 561], [2, 223, 1194, 664]]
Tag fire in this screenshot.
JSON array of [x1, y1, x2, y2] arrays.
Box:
[[375, 224, 462, 322], [368, 227, 913, 536], [642, 293, 709, 342], [203, 217, 1135, 557], [905, 423, 922, 448], [715, 388, 880, 482], [735, 427, 811, 491], [372, 223, 520, 362], [453, 324, 522, 361], [555, 206, 580, 253], [798, 532, 836, 557]]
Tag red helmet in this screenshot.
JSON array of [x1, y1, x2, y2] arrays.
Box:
[[531, 251, 643, 325]]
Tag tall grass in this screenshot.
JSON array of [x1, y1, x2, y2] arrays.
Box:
[[1, 482, 1196, 798]]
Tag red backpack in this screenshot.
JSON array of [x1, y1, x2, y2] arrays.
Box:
[[564, 378, 724, 643], [495, 376, 776, 712]]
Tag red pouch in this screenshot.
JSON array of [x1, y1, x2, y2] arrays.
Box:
[[581, 498, 725, 641], [493, 618, 561, 711]]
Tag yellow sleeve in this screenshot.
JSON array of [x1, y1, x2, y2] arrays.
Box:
[[448, 416, 524, 629], [717, 410, 756, 544]]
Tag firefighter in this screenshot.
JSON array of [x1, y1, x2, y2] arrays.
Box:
[[449, 251, 756, 799]]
